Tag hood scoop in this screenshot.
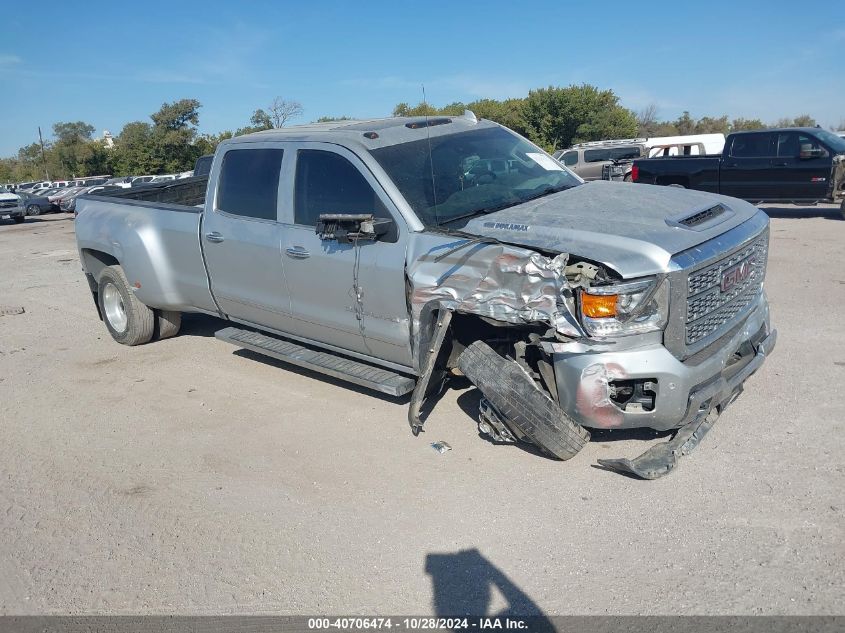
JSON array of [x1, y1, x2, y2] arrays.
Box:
[[666, 203, 734, 231]]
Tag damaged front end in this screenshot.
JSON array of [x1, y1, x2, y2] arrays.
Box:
[[403, 235, 600, 460], [401, 221, 775, 478]]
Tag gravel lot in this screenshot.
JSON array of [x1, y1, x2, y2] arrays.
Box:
[[0, 207, 843, 616]]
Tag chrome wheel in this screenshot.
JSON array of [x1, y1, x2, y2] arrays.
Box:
[[102, 283, 128, 333], [26, 204, 40, 216]]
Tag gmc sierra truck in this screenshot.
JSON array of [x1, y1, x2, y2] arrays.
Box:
[[632, 127, 845, 218], [74, 113, 777, 478]]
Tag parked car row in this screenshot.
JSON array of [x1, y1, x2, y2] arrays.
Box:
[[0, 169, 197, 220], [6, 171, 195, 195], [552, 134, 725, 182], [631, 128, 845, 217], [549, 128, 845, 217]]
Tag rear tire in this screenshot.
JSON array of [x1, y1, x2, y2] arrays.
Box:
[[840, 198, 844, 220], [26, 204, 41, 216], [97, 265, 155, 346], [155, 310, 182, 340], [458, 341, 590, 460], [12, 215, 24, 224]]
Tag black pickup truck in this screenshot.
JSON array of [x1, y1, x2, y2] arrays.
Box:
[[632, 128, 845, 217]]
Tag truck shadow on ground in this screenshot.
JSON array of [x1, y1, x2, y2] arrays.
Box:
[[425, 548, 555, 630], [179, 313, 228, 338], [761, 205, 842, 220], [179, 314, 413, 402]]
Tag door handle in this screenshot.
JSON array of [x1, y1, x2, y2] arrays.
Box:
[[285, 246, 310, 259], [724, 163, 738, 168], [205, 231, 224, 243], [771, 161, 789, 167]]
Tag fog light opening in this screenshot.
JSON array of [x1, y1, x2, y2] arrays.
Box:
[[609, 378, 657, 412]]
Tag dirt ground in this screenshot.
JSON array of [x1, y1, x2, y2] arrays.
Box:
[[0, 207, 843, 616]]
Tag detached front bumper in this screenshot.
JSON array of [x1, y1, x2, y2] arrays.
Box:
[[551, 292, 774, 431]]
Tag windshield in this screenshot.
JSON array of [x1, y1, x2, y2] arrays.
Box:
[[814, 129, 845, 153], [370, 126, 581, 228]]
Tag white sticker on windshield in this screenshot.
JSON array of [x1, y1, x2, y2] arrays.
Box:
[[527, 152, 564, 171]]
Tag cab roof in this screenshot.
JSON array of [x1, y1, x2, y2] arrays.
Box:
[[225, 112, 497, 150]]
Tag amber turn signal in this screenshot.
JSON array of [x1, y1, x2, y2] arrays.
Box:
[[581, 292, 618, 318]]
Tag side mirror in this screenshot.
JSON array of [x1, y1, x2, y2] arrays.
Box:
[[316, 213, 394, 243]]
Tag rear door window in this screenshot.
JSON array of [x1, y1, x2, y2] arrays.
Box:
[[730, 133, 776, 158], [216, 148, 284, 221], [562, 151, 578, 166]]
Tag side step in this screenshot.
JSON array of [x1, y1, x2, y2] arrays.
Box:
[[215, 326, 416, 397]]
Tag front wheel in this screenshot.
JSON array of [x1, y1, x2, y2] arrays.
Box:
[[26, 204, 41, 216], [97, 265, 155, 346], [458, 341, 590, 460], [840, 198, 844, 220], [12, 215, 24, 224]]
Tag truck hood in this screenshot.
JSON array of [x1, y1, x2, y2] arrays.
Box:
[[0, 193, 20, 202], [461, 180, 761, 278]]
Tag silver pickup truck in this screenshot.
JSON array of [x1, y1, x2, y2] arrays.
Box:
[[75, 113, 776, 478]]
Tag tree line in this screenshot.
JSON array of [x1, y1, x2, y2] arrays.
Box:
[[1, 84, 838, 183]]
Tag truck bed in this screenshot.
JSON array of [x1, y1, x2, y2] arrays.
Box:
[[75, 180, 216, 314], [633, 155, 721, 192], [106, 175, 208, 207]]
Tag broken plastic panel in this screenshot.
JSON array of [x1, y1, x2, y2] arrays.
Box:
[[407, 241, 583, 349]]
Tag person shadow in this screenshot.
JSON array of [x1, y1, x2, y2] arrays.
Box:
[[425, 548, 556, 632]]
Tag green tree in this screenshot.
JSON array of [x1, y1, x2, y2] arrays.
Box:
[[110, 121, 156, 175], [774, 114, 817, 128], [146, 99, 204, 173], [194, 131, 234, 157], [250, 109, 273, 130], [673, 111, 696, 135], [693, 115, 729, 134], [730, 117, 766, 131], [52, 121, 95, 143], [522, 84, 638, 151]]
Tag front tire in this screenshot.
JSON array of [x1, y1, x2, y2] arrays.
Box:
[[97, 265, 155, 346], [26, 204, 41, 216], [840, 198, 844, 220], [458, 341, 590, 460], [12, 215, 24, 224]]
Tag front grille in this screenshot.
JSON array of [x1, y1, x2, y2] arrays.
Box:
[[684, 233, 768, 345], [0, 200, 18, 209]]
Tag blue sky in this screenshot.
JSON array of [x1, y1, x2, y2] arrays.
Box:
[[1, 0, 843, 156]]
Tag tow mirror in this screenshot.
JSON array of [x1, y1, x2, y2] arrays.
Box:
[[316, 213, 394, 243]]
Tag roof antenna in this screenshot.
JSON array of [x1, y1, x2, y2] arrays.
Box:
[[422, 83, 439, 226]]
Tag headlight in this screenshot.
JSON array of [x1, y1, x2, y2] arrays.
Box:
[[579, 277, 669, 337]]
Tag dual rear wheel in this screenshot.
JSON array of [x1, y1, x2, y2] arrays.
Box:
[[97, 265, 181, 346]]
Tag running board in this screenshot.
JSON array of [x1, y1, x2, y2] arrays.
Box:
[[215, 326, 416, 397]]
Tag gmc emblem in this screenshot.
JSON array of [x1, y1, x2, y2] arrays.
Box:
[[721, 258, 754, 293]]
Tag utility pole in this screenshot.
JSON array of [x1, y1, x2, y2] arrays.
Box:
[[38, 126, 50, 181]]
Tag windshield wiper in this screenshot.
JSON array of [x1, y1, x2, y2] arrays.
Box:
[[425, 227, 504, 263], [518, 183, 575, 204], [436, 198, 523, 227]]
